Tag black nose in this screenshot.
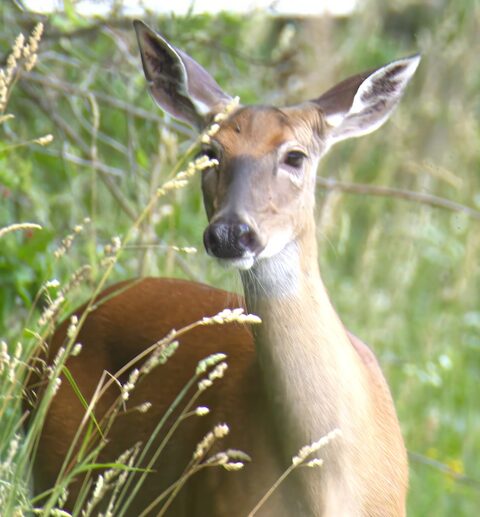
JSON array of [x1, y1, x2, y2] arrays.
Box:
[[203, 220, 259, 259]]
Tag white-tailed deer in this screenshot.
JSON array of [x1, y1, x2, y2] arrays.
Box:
[[30, 21, 420, 516]]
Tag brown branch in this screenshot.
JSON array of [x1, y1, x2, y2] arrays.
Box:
[[409, 451, 480, 490], [23, 72, 193, 138], [40, 18, 280, 68], [42, 19, 131, 41], [317, 177, 480, 221], [40, 149, 124, 177]]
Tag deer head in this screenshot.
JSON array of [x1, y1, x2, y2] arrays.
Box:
[[134, 21, 420, 272]]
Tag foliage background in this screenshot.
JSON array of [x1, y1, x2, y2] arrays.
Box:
[[0, 0, 479, 514]]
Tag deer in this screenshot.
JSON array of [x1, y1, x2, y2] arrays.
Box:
[[29, 20, 420, 517]]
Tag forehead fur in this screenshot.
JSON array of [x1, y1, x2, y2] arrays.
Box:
[[213, 105, 325, 156]]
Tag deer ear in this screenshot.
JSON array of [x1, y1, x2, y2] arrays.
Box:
[[134, 20, 231, 130], [313, 55, 420, 147]]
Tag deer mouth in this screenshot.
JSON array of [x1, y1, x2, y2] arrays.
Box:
[[217, 254, 256, 271]]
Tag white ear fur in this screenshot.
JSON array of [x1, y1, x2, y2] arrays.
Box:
[[323, 55, 421, 145]]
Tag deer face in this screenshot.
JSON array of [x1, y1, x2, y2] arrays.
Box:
[[200, 105, 326, 269]]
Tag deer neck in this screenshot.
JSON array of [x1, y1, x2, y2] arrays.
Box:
[[240, 213, 367, 465]]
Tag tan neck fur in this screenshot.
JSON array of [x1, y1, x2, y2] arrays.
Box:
[[241, 214, 375, 514]]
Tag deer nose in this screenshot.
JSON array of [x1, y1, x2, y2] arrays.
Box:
[[203, 220, 259, 259]]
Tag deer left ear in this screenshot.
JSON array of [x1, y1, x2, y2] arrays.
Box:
[[134, 20, 231, 130], [313, 55, 421, 147]]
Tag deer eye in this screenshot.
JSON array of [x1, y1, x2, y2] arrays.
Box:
[[284, 150, 307, 168]]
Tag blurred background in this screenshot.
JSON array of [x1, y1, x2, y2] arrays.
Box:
[[0, 0, 479, 514]]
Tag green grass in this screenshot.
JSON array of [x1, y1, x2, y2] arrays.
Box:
[[1, 0, 479, 514]]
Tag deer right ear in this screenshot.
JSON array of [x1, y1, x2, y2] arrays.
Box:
[[314, 55, 421, 147], [134, 20, 232, 130]]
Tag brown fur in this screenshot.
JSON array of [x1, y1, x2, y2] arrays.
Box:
[[28, 279, 295, 515], [28, 277, 407, 516]]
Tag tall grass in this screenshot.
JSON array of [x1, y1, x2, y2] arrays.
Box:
[[1, 0, 479, 514], [1, 41, 253, 512]]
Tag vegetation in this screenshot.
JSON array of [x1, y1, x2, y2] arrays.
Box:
[[0, 0, 479, 514]]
